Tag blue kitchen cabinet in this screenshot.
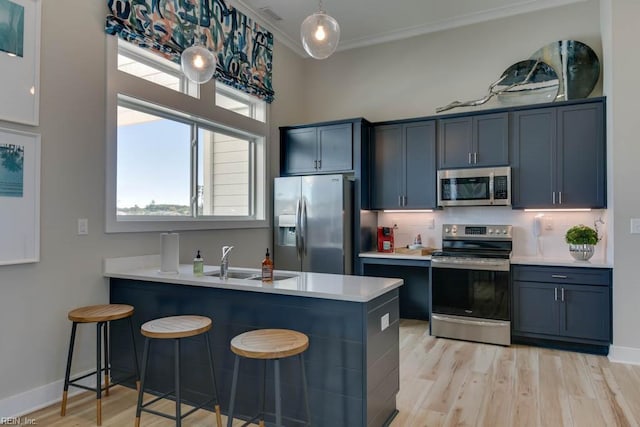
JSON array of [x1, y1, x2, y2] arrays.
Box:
[[281, 122, 353, 175], [511, 99, 606, 209], [437, 112, 509, 169], [370, 120, 436, 210], [512, 265, 611, 354]]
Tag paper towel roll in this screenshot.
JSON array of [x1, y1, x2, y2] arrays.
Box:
[[160, 232, 179, 273]]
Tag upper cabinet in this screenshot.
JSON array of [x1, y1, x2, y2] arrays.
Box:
[[281, 122, 353, 175], [511, 100, 606, 209], [437, 112, 509, 169], [370, 120, 437, 210]]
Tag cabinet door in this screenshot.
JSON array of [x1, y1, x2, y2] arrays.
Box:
[[282, 127, 317, 175], [511, 108, 556, 208], [371, 125, 403, 209], [404, 121, 437, 208], [560, 284, 610, 342], [513, 281, 559, 336], [318, 123, 353, 172], [557, 103, 606, 208], [473, 112, 509, 166], [437, 117, 472, 169]]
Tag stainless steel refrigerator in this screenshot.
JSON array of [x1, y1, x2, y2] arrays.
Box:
[[274, 174, 353, 274]]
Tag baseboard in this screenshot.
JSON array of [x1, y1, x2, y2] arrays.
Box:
[[0, 370, 95, 418], [608, 345, 640, 365]]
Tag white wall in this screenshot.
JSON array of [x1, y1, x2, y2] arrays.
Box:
[[603, 0, 640, 362], [0, 0, 305, 415]]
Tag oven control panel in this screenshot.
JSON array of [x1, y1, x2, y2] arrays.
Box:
[[442, 224, 512, 240]]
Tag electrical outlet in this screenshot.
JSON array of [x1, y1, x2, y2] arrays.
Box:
[[427, 218, 435, 229], [380, 313, 390, 331], [77, 218, 88, 235], [543, 216, 554, 231], [631, 218, 640, 234]]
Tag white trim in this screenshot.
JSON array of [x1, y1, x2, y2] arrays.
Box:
[[0, 370, 95, 419], [608, 345, 640, 366]]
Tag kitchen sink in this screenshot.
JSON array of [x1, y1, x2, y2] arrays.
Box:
[[248, 273, 298, 281], [203, 270, 297, 281]]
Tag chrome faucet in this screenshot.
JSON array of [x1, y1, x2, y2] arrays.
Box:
[[220, 245, 234, 279]]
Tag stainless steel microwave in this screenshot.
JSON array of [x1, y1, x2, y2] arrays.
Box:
[[437, 166, 511, 207]]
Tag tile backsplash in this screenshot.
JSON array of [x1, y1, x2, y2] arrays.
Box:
[[376, 207, 609, 261]]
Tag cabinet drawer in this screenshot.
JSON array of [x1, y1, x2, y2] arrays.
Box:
[[512, 265, 610, 286]]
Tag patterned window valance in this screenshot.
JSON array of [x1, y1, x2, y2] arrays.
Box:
[[106, 0, 274, 103]]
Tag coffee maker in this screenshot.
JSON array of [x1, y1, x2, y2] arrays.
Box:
[[377, 226, 394, 253]]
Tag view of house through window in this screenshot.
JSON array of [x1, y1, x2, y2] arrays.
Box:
[[107, 38, 267, 231]]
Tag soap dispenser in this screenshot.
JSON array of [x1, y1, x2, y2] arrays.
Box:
[[193, 250, 204, 276]]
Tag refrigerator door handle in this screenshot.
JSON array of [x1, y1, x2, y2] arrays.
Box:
[[301, 197, 308, 255], [295, 198, 302, 261]]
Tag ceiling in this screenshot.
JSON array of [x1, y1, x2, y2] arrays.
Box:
[[231, 0, 586, 57]]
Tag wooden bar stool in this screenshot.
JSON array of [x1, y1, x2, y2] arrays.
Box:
[[227, 329, 311, 427], [135, 315, 223, 427], [61, 304, 140, 426]]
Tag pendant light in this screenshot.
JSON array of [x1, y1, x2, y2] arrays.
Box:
[[181, 1, 216, 84], [300, 0, 340, 59]]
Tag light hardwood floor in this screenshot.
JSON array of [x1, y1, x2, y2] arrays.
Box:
[[24, 320, 640, 426]]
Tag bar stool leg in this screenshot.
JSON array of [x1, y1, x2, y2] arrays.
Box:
[[227, 355, 240, 427], [127, 316, 141, 391], [135, 338, 151, 427], [300, 354, 311, 426], [103, 322, 110, 397], [61, 322, 78, 416], [96, 322, 103, 426], [175, 338, 182, 427], [204, 333, 223, 427], [259, 360, 266, 427], [274, 359, 282, 427]]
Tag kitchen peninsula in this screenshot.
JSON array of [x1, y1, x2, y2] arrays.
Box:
[[104, 255, 402, 427]]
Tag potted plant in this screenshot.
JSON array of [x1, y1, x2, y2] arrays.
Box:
[[565, 224, 599, 261]]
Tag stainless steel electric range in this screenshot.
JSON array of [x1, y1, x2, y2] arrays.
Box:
[[430, 224, 513, 346]]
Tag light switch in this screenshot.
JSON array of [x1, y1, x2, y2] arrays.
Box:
[[78, 218, 88, 235], [426, 218, 435, 229], [380, 313, 390, 331], [631, 218, 640, 234]]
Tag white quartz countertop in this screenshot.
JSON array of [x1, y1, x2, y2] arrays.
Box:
[[104, 255, 403, 302], [510, 256, 612, 269], [359, 251, 432, 261]]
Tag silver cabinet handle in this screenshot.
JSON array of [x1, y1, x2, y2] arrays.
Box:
[[398, 195, 402, 207], [313, 160, 317, 169], [468, 152, 472, 164], [474, 152, 478, 164], [552, 191, 556, 204], [551, 275, 567, 279], [403, 195, 407, 206], [318, 159, 321, 170], [559, 191, 562, 204], [561, 287, 565, 302], [554, 287, 558, 301]]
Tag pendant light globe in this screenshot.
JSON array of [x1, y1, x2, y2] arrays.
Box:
[[181, 42, 216, 84], [301, 10, 340, 59]]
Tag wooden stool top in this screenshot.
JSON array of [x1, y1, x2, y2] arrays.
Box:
[[231, 329, 309, 359], [141, 315, 212, 339], [68, 304, 134, 323]]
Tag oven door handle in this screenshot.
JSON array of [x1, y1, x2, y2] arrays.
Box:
[[431, 314, 508, 327], [431, 258, 510, 272]]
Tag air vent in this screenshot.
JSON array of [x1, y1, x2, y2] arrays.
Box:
[[259, 6, 283, 21]]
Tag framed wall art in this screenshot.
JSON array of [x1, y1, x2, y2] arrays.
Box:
[[0, 0, 41, 126], [0, 127, 40, 265]]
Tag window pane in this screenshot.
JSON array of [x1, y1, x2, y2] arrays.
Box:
[[117, 106, 192, 216], [216, 85, 266, 122], [198, 129, 250, 216]]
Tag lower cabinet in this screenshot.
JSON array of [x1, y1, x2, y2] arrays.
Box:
[[512, 265, 611, 353], [361, 258, 429, 320]]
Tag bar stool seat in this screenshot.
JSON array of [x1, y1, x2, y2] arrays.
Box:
[[227, 329, 311, 427], [61, 304, 140, 426], [135, 315, 222, 427]]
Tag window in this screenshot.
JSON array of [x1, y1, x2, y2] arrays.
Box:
[[106, 38, 268, 232]]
